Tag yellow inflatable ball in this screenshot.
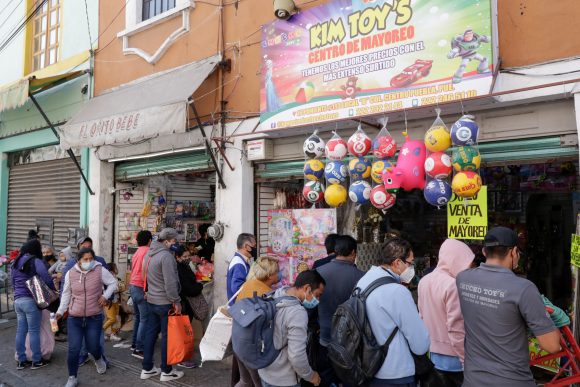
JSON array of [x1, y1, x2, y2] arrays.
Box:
[[348, 157, 372, 181], [452, 171, 483, 198], [325, 184, 348, 207], [303, 159, 325, 181], [425, 125, 452, 152], [371, 160, 394, 184]]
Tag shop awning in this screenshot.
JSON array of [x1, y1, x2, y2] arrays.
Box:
[[115, 151, 213, 181], [59, 54, 222, 150], [0, 51, 90, 113]]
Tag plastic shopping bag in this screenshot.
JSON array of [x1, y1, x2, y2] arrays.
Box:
[[167, 312, 194, 365], [199, 290, 240, 362]]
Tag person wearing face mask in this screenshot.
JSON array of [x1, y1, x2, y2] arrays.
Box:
[[316, 235, 364, 386], [355, 237, 430, 387], [227, 233, 257, 305], [457, 227, 561, 387], [140, 228, 184, 382], [258, 270, 325, 387], [234, 255, 282, 387], [42, 245, 56, 269], [56, 248, 118, 387]]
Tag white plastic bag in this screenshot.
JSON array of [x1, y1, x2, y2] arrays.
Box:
[[199, 290, 240, 362]]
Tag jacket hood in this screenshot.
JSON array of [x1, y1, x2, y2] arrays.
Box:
[[436, 239, 475, 278], [148, 240, 170, 257], [60, 246, 73, 261], [273, 286, 302, 308], [14, 253, 35, 271], [73, 260, 103, 274]]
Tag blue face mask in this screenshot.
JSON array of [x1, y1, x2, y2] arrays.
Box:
[[277, 271, 283, 283], [170, 243, 180, 252], [302, 293, 319, 309], [81, 261, 95, 271]]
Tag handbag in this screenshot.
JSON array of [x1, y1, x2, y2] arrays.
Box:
[[26, 275, 59, 310], [411, 352, 435, 378], [167, 310, 195, 365], [187, 294, 209, 321], [199, 289, 241, 362]]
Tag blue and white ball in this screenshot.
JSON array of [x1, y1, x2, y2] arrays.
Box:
[[349, 180, 372, 204], [324, 161, 348, 185], [450, 115, 479, 146], [424, 179, 453, 207]]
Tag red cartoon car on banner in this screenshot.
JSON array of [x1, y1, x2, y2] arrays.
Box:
[[390, 60, 433, 88]]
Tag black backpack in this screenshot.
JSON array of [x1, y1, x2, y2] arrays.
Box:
[[327, 276, 399, 386]]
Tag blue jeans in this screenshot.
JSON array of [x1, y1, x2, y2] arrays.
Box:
[[14, 297, 42, 362], [79, 312, 106, 361], [130, 285, 149, 351], [142, 303, 172, 373], [67, 315, 104, 377]]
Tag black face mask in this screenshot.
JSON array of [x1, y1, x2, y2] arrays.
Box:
[[44, 254, 55, 261], [250, 246, 258, 259]]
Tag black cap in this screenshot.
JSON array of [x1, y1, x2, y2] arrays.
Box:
[[483, 227, 517, 248]]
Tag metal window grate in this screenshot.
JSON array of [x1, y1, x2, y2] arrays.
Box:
[[142, 0, 177, 21]]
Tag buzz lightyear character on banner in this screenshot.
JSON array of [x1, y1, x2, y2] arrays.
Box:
[[447, 29, 490, 84]]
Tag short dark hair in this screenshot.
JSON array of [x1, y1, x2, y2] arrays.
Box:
[[381, 237, 412, 265], [483, 246, 511, 259], [137, 230, 153, 246], [237, 233, 255, 249], [20, 239, 42, 259], [174, 244, 187, 258], [335, 235, 357, 257], [107, 262, 118, 273], [27, 229, 39, 240], [324, 234, 340, 254], [78, 247, 95, 260], [199, 224, 211, 236], [294, 270, 326, 290]]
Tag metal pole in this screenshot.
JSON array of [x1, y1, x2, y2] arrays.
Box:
[[28, 93, 95, 195]]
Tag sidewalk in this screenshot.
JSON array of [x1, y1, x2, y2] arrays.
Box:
[[0, 319, 231, 387]]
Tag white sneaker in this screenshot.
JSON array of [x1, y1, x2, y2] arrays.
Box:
[[65, 376, 78, 387], [160, 369, 184, 382], [109, 333, 122, 342], [141, 367, 161, 380], [94, 356, 107, 374]]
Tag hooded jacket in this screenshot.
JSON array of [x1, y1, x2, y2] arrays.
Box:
[[11, 253, 55, 300], [258, 286, 315, 386], [418, 239, 475, 362], [142, 240, 181, 305]]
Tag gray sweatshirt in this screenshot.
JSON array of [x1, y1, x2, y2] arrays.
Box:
[[142, 240, 181, 305], [258, 287, 315, 386]]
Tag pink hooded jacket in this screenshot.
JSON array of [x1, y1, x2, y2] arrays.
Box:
[[418, 239, 474, 361]]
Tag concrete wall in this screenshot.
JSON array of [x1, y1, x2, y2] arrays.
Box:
[[61, 0, 99, 57]]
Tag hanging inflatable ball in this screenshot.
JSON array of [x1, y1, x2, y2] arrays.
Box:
[[303, 159, 325, 181], [302, 181, 325, 204], [450, 115, 479, 146], [325, 184, 348, 207], [371, 160, 395, 184], [348, 157, 371, 181], [452, 146, 481, 172], [424, 179, 453, 207], [424, 125, 452, 152], [325, 136, 348, 161], [424, 152, 453, 179], [324, 161, 348, 185], [372, 135, 397, 159], [348, 180, 372, 204], [370, 185, 397, 210], [452, 171, 483, 198], [303, 133, 325, 159], [347, 129, 372, 157]]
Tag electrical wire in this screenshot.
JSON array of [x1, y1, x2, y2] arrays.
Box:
[[503, 68, 580, 77], [93, 0, 130, 53], [83, 0, 93, 50], [0, 0, 47, 55], [0, 0, 19, 24]]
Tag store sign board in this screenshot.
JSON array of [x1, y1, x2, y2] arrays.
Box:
[[260, 0, 495, 130], [571, 234, 580, 268], [447, 186, 488, 240]]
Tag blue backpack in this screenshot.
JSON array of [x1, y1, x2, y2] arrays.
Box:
[[229, 292, 291, 369]]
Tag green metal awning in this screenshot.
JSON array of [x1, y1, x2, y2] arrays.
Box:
[[255, 136, 578, 180], [115, 151, 213, 181]]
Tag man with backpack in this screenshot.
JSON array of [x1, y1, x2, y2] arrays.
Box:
[[254, 270, 325, 387]]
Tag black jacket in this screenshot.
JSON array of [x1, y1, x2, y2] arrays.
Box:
[[177, 261, 203, 320]]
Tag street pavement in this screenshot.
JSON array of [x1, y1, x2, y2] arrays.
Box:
[[0, 318, 232, 387]]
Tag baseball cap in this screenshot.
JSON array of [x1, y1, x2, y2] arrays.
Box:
[[483, 227, 517, 248], [158, 228, 179, 241], [77, 236, 93, 247]]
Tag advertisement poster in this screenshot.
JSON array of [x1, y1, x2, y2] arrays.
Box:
[[571, 234, 580, 268], [447, 186, 488, 240], [268, 209, 337, 285], [260, 0, 494, 130], [529, 337, 559, 373]]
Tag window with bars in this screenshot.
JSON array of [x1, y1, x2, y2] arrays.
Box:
[[31, 0, 61, 72], [142, 0, 177, 21]]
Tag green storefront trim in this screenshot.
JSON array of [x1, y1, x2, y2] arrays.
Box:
[[80, 148, 90, 228], [114, 151, 213, 181]]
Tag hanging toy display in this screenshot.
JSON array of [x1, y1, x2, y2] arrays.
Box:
[[370, 185, 397, 210], [324, 161, 348, 185], [325, 131, 348, 161], [424, 179, 453, 207], [452, 171, 483, 198], [303, 159, 325, 181], [347, 124, 372, 157], [372, 118, 397, 159], [424, 109, 452, 153], [348, 180, 372, 204], [303, 181, 325, 204], [371, 160, 395, 184], [303, 130, 325, 159], [424, 152, 453, 179], [450, 115, 479, 146], [382, 132, 426, 193], [452, 146, 481, 172], [348, 157, 372, 181], [324, 184, 347, 208]]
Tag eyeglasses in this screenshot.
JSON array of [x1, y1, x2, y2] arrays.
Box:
[[400, 259, 414, 267]]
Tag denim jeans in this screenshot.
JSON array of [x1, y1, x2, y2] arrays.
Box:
[[67, 315, 104, 377], [79, 312, 106, 361], [14, 297, 42, 362], [142, 303, 172, 373], [130, 285, 149, 351]]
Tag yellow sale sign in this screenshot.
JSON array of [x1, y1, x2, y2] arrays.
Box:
[[447, 186, 488, 240]]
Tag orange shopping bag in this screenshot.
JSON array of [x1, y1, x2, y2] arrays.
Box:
[[167, 311, 194, 365]]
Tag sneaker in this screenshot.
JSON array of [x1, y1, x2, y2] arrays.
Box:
[[130, 345, 136, 351], [16, 361, 32, 370], [65, 376, 78, 387], [31, 360, 49, 370], [94, 356, 107, 374], [140, 367, 161, 380], [160, 369, 184, 382], [78, 354, 89, 367], [109, 333, 122, 342], [132, 350, 144, 359], [177, 361, 200, 369]]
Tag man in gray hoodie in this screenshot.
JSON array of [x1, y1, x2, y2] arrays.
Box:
[[140, 228, 184, 383], [258, 270, 325, 387]]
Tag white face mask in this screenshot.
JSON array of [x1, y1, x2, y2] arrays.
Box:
[[399, 266, 415, 283]]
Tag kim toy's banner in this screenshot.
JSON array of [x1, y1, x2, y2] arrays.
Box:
[[260, 0, 495, 130]]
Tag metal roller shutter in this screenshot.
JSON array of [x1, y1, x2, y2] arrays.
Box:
[[6, 158, 80, 252]]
